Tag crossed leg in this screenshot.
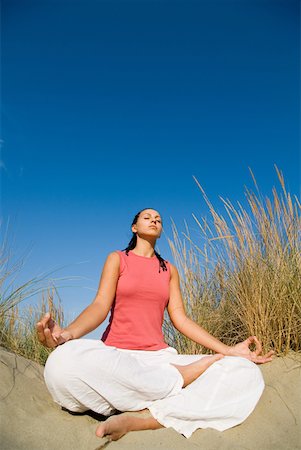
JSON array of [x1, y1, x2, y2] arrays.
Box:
[[45, 341, 261, 442], [96, 409, 162, 440], [96, 353, 224, 440]]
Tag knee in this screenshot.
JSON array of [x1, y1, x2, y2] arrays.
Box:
[[44, 342, 77, 392], [223, 356, 264, 387], [44, 343, 86, 412]]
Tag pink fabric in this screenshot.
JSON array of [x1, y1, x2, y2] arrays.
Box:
[[101, 250, 171, 350]]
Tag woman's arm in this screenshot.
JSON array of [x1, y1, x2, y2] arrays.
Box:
[[37, 251, 120, 347], [167, 264, 274, 364]]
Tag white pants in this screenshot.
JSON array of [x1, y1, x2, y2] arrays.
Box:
[[44, 339, 265, 439]]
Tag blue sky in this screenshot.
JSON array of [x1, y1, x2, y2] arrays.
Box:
[[1, 0, 300, 337]]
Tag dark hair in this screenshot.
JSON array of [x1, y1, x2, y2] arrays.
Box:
[[122, 207, 168, 273]]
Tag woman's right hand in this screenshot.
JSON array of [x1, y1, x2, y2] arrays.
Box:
[[36, 312, 73, 348]]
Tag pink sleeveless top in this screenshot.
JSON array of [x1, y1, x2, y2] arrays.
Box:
[[101, 250, 171, 350]]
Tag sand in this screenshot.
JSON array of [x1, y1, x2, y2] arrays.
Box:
[[0, 346, 300, 450]]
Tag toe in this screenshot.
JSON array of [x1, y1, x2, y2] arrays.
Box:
[[95, 425, 105, 438]]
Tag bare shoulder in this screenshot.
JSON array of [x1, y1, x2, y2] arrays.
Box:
[[108, 250, 121, 259], [104, 251, 120, 268], [168, 262, 179, 279]]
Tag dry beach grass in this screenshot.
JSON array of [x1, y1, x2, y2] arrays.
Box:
[[164, 166, 301, 357]]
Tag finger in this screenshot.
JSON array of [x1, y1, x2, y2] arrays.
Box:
[[252, 348, 275, 362], [262, 350, 276, 359], [44, 328, 58, 348], [255, 358, 274, 364], [52, 333, 59, 344], [244, 336, 254, 346], [244, 336, 260, 354], [246, 336, 262, 356], [44, 327, 58, 348], [36, 312, 51, 342], [252, 354, 275, 364], [48, 317, 57, 330], [56, 334, 67, 345], [36, 322, 46, 344], [252, 336, 263, 356], [39, 312, 51, 329]]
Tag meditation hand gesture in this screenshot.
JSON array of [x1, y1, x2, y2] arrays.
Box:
[[36, 312, 73, 348], [227, 336, 275, 364]]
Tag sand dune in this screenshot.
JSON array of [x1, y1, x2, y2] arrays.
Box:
[[1, 346, 300, 450]]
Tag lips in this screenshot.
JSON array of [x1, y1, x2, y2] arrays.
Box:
[[149, 226, 157, 229]]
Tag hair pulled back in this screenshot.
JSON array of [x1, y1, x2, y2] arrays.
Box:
[[122, 207, 168, 273]]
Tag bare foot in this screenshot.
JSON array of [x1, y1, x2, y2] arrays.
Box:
[[172, 353, 224, 387], [96, 411, 162, 441], [96, 415, 131, 441]]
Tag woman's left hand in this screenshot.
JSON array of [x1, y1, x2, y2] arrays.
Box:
[[226, 336, 275, 364]]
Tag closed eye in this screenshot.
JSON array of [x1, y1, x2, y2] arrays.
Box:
[[144, 217, 161, 222]]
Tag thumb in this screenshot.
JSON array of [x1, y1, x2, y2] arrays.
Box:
[[53, 330, 72, 345]]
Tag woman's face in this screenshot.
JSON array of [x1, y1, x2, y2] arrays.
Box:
[[132, 209, 163, 238]]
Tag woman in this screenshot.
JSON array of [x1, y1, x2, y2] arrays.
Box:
[[37, 207, 274, 441]]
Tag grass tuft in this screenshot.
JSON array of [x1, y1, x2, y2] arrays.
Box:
[[163, 166, 301, 356]]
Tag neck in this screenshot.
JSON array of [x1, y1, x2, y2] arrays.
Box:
[[132, 240, 156, 258]]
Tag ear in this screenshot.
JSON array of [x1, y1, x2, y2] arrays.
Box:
[[131, 225, 137, 234]]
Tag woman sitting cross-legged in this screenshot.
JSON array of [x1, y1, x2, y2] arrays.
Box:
[[37, 207, 274, 441]]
